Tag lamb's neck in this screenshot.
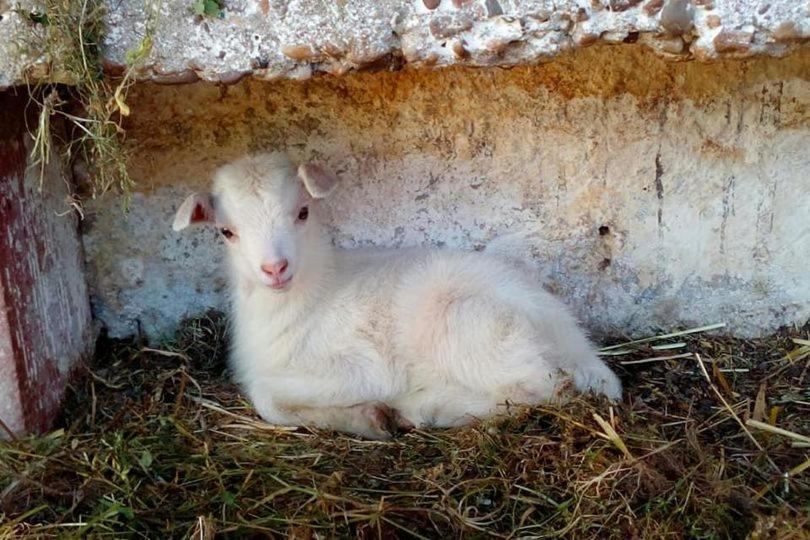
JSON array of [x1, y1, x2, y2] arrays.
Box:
[[231, 244, 336, 327]]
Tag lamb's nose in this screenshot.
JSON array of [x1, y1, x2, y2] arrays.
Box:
[[261, 259, 288, 277]]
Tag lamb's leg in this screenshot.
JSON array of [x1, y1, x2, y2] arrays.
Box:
[[246, 353, 399, 411], [396, 388, 502, 428], [294, 402, 414, 440], [249, 392, 411, 439], [526, 299, 623, 401], [245, 372, 411, 439], [569, 355, 622, 400]]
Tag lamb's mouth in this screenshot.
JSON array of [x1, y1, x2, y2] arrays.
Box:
[[268, 276, 293, 290]]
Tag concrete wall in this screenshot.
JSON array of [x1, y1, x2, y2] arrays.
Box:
[[83, 46, 810, 340], [3, 0, 808, 88]]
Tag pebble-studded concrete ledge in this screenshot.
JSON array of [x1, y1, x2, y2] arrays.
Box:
[[1, 0, 808, 88]]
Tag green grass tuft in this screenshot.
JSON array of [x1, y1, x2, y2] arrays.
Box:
[[21, 0, 158, 211]]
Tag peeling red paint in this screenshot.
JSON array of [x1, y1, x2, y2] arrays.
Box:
[[0, 90, 94, 436]]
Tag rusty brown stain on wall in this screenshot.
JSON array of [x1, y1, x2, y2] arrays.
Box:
[[698, 138, 746, 161], [115, 46, 810, 194]]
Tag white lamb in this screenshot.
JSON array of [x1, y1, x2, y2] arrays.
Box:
[[173, 152, 621, 439]]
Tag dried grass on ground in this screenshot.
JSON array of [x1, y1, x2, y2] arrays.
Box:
[[1, 314, 808, 538]]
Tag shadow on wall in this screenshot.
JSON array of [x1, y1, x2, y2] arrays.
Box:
[[81, 45, 810, 340]]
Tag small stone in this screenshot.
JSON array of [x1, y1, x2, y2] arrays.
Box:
[[217, 70, 249, 85], [154, 64, 187, 76], [528, 10, 550, 21], [661, 0, 694, 35], [576, 8, 590, 21], [321, 42, 345, 59], [601, 31, 627, 42], [705, 14, 721, 28], [346, 49, 385, 66], [657, 35, 684, 53], [691, 44, 713, 61], [355, 53, 402, 73], [390, 8, 407, 33], [549, 12, 574, 31], [693, 0, 713, 8], [325, 63, 349, 76], [758, 4, 770, 14], [423, 0, 441, 9], [429, 14, 473, 39], [423, 52, 440, 66], [576, 32, 600, 46], [251, 57, 270, 69], [401, 44, 420, 62], [609, 0, 643, 12], [591, 0, 604, 12], [281, 44, 315, 61], [485, 0, 503, 16], [713, 30, 753, 53], [486, 40, 508, 54], [485, 18, 523, 52], [151, 70, 200, 85], [774, 21, 798, 42], [451, 40, 470, 58], [452, 0, 471, 7], [643, 0, 664, 16]]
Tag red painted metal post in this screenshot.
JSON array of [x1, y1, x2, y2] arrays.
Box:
[[0, 89, 94, 438]]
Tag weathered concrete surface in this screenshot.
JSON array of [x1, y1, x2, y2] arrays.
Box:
[[0, 90, 94, 438], [1, 0, 809, 88], [82, 46, 810, 340]]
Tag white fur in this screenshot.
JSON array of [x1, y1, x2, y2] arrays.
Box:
[[174, 152, 622, 439]]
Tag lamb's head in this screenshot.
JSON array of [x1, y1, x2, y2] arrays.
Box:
[[172, 152, 339, 292]]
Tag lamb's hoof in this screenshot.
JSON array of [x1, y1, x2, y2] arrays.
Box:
[[363, 403, 414, 439], [573, 364, 623, 401], [392, 409, 415, 432]]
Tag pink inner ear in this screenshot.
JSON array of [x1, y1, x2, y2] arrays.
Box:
[[309, 165, 332, 192], [191, 202, 210, 224], [299, 164, 338, 198]]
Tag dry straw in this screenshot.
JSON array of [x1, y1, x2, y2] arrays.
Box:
[[1, 314, 808, 537]]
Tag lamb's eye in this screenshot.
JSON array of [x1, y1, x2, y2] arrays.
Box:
[[220, 228, 234, 240], [297, 206, 309, 221]]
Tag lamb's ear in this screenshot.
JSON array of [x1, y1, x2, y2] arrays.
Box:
[[298, 163, 339, 199], [172, 193, 215, 231]]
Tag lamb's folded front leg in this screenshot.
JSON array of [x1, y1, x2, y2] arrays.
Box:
[[243, 357, 410, 439], [247, 389, 411, 440], [295, 402, 413, 440], [248, 350, 402, 408]]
